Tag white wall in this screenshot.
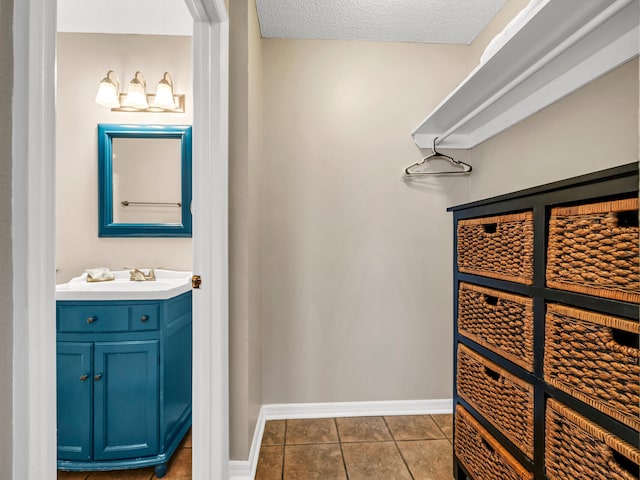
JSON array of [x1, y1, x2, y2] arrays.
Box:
[[55, 33, 193, 283], [0, 0, 13, 476], [261, 39, 470, 404]]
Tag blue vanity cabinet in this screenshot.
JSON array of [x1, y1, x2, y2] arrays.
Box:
[[56, 292, 192, 478]]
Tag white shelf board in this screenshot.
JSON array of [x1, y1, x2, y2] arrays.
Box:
[[412, 0, 640, 150]]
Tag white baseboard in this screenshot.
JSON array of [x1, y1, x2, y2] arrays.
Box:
[[227, 398, 452, 479]]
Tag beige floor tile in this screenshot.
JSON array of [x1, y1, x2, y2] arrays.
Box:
[[286, 418, 339, 445], [284, 444, 346, 479], [336, 417, 392, 443], [431, 414, 453, 439], [262, 420, 286, 446], [255, 446, 284, 480], [57, 472, 90, 480], [87, 468, 154, 480], [341, 442, 411, 480], [397, 439, 453, 480], [384, 415, 445, 441]]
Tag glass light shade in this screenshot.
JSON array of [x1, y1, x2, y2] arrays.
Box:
[[152, 72, 177, 110], [95, 71, 120, 108], [122, 71, 149, 109]]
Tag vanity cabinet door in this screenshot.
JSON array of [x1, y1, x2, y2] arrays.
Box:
[[93, 341, 160, 461], [57, 342, 93, 461]]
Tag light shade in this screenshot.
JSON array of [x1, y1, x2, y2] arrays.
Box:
[[122, 71, 149, 109], [152, 72, 177, 110], [95, 70, 120, 108]]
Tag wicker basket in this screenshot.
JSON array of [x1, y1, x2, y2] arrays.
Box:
[[457, 212, 534, 284], [457, 344, 534, 459], [544, 303, 639, 431], [546, 198, 639, 303], [455, 405, 532, 480], [458, 283, 534, 371], [546, 399, 640, 480]]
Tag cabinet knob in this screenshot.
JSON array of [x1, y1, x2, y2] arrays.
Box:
[[140, 315, 149, 322], [94, 373, 103, 381], [87, 316, 97, 324], [79, 374, 89, 382]]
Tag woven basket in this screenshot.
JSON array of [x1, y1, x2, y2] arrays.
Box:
[[457, 212, 534, 284], [544, 303, 639, 431], [455, 405, 532, 480], [458, 283, 534, 371], [546, 198, 639, 303], [457, 344, 534, 459], [546, 399, 640, 480]]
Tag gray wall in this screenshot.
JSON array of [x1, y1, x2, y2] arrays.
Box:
[[229, 0, 263, 460], [468, 58, 638, 200], [261, 39, 470, 404], [0, 0, 13, 477]]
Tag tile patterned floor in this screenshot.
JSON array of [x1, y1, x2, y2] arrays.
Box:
[[256, 414, 453, 480], [57, 414, 453, 480], [57, 429, 192, 480]]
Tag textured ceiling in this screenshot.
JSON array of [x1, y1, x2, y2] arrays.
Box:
[[256, 0, 508, 44], [57, 0, 508, 44]]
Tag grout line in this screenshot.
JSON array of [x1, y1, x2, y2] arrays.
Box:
[[334, 418, 350, 480], [281, 420, 288, 480], [430, 414, 450, 440], [382, 416, 415, 480]]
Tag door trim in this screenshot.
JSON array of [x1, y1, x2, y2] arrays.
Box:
[[11, 0, 229, 478]]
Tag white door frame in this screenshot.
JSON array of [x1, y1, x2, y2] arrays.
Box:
[[11, 0, 229, 478]]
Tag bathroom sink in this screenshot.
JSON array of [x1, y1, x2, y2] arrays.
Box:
[[56, 269, 192, 301]]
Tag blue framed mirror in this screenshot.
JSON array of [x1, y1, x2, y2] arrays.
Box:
[[98, 124, 192, 237]]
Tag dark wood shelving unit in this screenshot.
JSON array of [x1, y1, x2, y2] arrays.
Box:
[[448, 162, 639, 480]]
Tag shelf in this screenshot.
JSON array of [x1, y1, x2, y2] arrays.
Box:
[[412, 0, 639, 150]]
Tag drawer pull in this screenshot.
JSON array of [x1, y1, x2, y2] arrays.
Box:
[[86, 316, 97, 324], [140, 315, 150, 322], [79, 374, 89, 382], [94, 373, 103, 381]]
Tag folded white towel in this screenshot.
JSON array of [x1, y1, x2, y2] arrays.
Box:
[[480, 0, 545, 64], [85, 267, 115, 282]]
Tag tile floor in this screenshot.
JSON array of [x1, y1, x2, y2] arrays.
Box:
[[256, 414, 453, 480], [56, 429, 192, 480], [56, 414, 454, 480]]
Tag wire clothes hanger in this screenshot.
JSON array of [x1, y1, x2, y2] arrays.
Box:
[[404, 137, 472, 176]]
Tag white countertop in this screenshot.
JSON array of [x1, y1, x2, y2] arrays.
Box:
[[56, 269, 192, 301]]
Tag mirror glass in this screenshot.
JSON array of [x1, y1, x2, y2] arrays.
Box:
[[98, 124, 192, 237]]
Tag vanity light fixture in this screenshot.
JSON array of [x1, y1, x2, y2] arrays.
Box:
[[122, 71, 149, 109], [152, 72, 177, 110], [95, 70, 185, 113], [95, 70, 121, 109]]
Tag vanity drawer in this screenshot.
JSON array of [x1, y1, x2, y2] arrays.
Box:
[[131, 304, 160, 331], [57, 305, 130, 333]]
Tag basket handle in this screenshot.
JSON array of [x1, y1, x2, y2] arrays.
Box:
[[616, 210, 639, 228], [608, 451, 638, 478], [482, 223, 497, 234], [484, 366, 501, 382], [483, 294, 499, 306], [480, 437, 495, 454], [607, 329, 639, 358]]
